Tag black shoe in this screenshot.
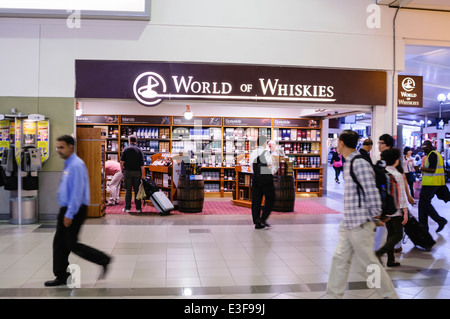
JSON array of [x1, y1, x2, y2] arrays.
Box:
[[44, 277, 68, 287], [98, 256, 112, 280], [436, 219, 447, 233], [387, 261, 401, 267], [263, 222, 272, 229], [255, 223, 266, 230]]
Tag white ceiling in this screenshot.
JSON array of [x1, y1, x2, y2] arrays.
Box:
[[399, 45, 450, 122], [363, 1, 450, 124], [377, 0, 450, 12]]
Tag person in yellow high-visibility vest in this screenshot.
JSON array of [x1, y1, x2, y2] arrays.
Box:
[[419, 140, 447, 232]]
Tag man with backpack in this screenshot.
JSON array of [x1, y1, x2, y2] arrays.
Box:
[[326, 130, 397, 299]]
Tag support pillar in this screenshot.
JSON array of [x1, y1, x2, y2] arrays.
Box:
[[371, 70, 398, 162]]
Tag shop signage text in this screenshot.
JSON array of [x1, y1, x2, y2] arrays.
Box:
[[224, 117, 271, 127], [75, 60, 387, 107], [397, 75, 423, 108], [273, 118, 320, 128]]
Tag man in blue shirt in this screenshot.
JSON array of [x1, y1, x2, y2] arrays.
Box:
[[45, 135, 111, 287]]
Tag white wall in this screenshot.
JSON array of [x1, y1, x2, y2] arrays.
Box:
[[0, 0, 403, 99], [1, 0, 450, 132]]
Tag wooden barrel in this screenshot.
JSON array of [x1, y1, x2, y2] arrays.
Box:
[[177, 175, 205, 213], [272, 175, 295, 212]]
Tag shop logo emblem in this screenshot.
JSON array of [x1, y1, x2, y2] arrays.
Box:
[[133, 72, 167, 106], [401, 77, 415, 92]]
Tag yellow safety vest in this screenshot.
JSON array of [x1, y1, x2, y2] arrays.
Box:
[[422, 150, 445, 186]]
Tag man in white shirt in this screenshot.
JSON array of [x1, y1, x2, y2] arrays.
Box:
[[249, 135, 274, 230]]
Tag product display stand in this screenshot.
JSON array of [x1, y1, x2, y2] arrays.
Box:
[[273, 118, 323, 197], [76, 127, 106, 218], [232, 155, 296, 212], [147, 153, 175, 202], [76, 115, 324, 213], [232, 165, 252, 208]]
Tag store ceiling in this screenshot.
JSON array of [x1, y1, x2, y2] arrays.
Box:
[[377, 0, 450, 12], [399, 45, 450, 123], [306, 44, 450, 124], [365, 1, 450, 125]]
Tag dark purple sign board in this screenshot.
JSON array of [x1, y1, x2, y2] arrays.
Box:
[[75, 60, 387, 107]]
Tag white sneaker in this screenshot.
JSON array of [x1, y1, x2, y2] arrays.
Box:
[[122, 208, 131, 213]]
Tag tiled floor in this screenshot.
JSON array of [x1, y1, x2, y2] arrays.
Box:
[[1, 169, 450, 299]]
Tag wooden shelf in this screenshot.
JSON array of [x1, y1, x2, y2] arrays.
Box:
[[76, 127, 106, 218], [77, 115, 323, 200]]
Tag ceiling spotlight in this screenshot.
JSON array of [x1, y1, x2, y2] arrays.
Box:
[[447, 93, 450, 101], [183, 105, 193, 120], [437, 93, 446, 102]]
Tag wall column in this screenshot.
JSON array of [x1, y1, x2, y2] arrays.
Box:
[[371, 70, 397, 161]]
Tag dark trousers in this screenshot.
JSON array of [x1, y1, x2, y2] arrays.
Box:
[[53, 205, 110, 280], [376, 216, 403, 263], [405, 172, 415, 198], [419, 185, 446, 230], [333, 166, 343, 181], [251, 175, 275, 225], [123, 170, 142, 210]]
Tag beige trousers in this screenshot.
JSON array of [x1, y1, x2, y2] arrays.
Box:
[[325, 221, 398, 299]]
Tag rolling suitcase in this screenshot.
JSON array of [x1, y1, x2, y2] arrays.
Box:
[[150, 191, 174, 216], [403, 212, 435, 250]]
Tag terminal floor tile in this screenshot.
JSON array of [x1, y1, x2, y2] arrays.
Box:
[[1, 172, 450, 300]]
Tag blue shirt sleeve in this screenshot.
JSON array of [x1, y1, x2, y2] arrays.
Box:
[[64, 164, 88, 219], [58, 155, 90, 219]]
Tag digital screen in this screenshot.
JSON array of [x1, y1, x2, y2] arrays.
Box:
[[0, 0, 150, 20], [340, 115, 356, 124]]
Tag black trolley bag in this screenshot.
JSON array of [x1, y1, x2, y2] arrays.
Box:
[[403, 211, 435, 250], [142, 176, 174, 215]]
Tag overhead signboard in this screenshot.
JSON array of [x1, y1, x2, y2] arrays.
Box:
[[0, 0, 150, 20], [75, 60, 387, 107], [398, 75, 423, 108]]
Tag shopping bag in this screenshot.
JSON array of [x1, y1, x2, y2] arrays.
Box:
[[136, 181, 147, 200]]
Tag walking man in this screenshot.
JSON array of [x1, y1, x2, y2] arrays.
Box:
[[325, 130, 397, 299], [419, 140, 447, 232], [45, 135, 111, 287]]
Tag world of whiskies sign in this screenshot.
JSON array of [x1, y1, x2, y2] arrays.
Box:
[[397, 75, 423, 108], [75, 60, 387, 107]]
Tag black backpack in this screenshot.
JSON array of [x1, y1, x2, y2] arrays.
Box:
[[141, 176, 160, 198], [349, 156, 398, 218]]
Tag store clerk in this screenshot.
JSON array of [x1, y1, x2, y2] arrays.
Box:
[[249, 135, 275, 230]]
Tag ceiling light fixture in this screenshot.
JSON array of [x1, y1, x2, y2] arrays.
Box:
[[183, 105, 193, 120], [437, 93, 446, 102]]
